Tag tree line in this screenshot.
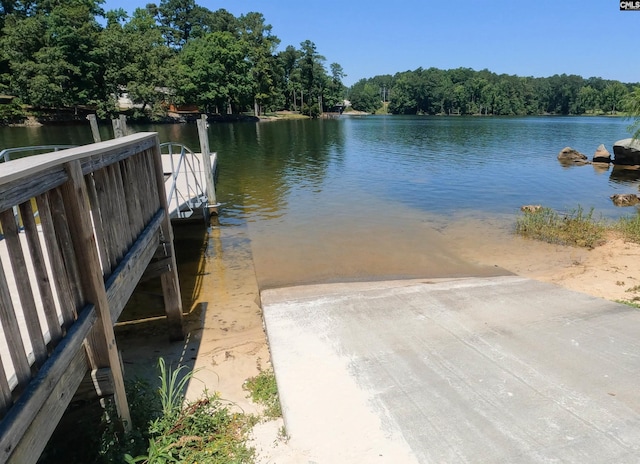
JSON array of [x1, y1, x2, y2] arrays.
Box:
[[0, 0, 346, 120], [348, 67, 639, 116]]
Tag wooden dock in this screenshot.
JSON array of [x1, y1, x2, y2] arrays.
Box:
[[0, 133, 185, 463]]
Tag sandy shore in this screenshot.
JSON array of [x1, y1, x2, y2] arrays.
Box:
[[118, 216, 640, 462]]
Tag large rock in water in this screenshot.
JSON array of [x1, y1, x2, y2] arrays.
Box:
[[557, 147, 589, 165], [593, 144, 611, 163], [613, 138, 640, 165]]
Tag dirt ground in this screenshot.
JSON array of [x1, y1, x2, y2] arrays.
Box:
[[116, 215, 640, 463]]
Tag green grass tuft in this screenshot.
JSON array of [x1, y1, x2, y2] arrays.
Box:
[[244, 369, 282, 419], [516, 206, 606, 248], [615, 299, 640, 309], [615, 212, 640, 244]]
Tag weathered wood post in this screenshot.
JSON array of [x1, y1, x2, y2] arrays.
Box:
[[60, 160, 132, 431], [197, 115, 219, 215], [150, 135, 185, 341], [87, 114, 101, 143], [111, 115, 128, 138]]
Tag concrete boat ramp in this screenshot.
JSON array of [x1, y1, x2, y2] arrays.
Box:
[[261, 276, 640, 463]]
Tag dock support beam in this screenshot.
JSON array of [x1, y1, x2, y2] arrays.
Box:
[[61, 160, 131, 432], [151, 137, 185, 341], [197, 115, 219, 216]]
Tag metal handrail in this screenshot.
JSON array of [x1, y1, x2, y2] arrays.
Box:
[[0, 145, 77, 162], [160, 142, 207, 219]]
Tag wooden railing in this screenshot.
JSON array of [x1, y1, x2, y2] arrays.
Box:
[[0, 133, 183, 463]]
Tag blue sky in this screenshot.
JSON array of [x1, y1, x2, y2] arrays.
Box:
[[101, 0, 640, 87]]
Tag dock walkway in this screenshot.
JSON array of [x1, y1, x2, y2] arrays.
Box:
[[262, 276, 640, 463]]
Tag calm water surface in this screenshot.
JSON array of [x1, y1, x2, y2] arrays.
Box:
[[2, 116, 638, 286]]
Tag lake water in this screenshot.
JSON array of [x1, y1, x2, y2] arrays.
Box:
[[2, 116, 638, 287]]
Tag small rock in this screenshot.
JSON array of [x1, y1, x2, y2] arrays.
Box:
[[558, 147, 589, 165], [520, 205, 543, 213], [610, 193, 640, 207], [593, 144, 611, 163]]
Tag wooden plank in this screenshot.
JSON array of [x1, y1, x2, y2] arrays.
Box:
[[142, 149, 161, 221], [85, 172, 112, 277], [0, 257, 31, 391], [105, 209, 163, 321], [0, 210, 47, 367], [104, 165, 126, 263], [120, 157, 145, 238], [0, 133, 157, 187], [0, 303, 96, 464], [60, 159, 131, 430], [0, 307, 98, 464], [7, 348, 87, 464], [80, 136, 156, 175], [91, 168, 117, 275], [0, 355, 12, 419], [0, 167, 67, 214], [49, 188, 84, 313], [111, 162, 135, 252], [35, 193, 76, 330], [150, 138, 184, 341], [138, 151, 154, 221], [110, 163, 129, 263], [18, 201, 63, 345]]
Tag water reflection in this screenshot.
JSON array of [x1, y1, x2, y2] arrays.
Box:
[[609, 165, 640, 185], [208, 120, 345, 223]]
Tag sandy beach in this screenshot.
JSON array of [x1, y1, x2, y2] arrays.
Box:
[[118, 215, 640, 462]]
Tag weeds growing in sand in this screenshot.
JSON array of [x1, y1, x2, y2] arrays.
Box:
[[615, 299, 640, 309], [516, 206, 606, 248], [517, 206, 640, 248], [40, 358, 256, 464], [615, 213, 640, 244], [121, 358, 255, 464], [244, 369, 282, 419]]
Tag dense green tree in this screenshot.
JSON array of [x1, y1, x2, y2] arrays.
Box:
[[367, 67, 636, 117], [239, 12, 280, 115], [99, 7, 174, 116], [277, 45, 301, 110], [175, 31, 250, 113], [2, 0, 105, 109], [0, 0, 344, 117], [149, 0, 213, 48], [602, 82, 628, 115], [7, 0, 637, 122], [207, 8, 239, 34], [625, 86, 640, 138], [348, 79, 380, 113], [576, 85, 599, 114], [298, 40, 327, 116], [323, 62, 345, 110]]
